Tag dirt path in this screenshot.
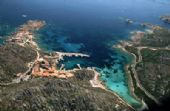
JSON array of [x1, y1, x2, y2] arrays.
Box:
[[129, 45, 170, 104], [0, 49, 40, 86]]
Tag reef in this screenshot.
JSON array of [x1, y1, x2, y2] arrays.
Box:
[[0, 20, 134, 111]]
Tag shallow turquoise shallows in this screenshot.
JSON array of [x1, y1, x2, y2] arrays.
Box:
[[0, 0, 170, 108], [97, 48, 141, 107]]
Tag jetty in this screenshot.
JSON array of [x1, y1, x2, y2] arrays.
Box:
[[5, 20, 90, 81]]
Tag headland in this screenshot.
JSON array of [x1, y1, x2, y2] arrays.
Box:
[[0, 20, 135, 111], [113, 23, 170, 109]]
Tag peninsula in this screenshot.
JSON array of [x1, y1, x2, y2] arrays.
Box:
[[0, 20, 134, 111], [114, 24, 170, 109]]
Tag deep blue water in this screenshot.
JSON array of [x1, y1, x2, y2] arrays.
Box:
[[1, 0, 170, 108]]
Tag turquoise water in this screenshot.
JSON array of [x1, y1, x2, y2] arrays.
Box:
[[97, 49, 141, 107], [1, 0, 170, 108]]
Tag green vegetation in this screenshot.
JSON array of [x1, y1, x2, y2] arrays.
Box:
[[0, 70, 133, 111], [136, 48, 170, 100], [0, 43, 133, 111], [0, 44, 36, 83], [123, 26, 170, 106], [140, 28, 170, 47], [141, 48, 170, 65], [128, 66, 156, 108]]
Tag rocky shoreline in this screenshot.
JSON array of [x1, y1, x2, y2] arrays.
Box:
[[113, 43, 145, 109], [0, 20, 135, 111], [160, 15, 170, 24], [5, 20, 92, 80], [2, 19, 169, 111], [113, 23, 170, 110]]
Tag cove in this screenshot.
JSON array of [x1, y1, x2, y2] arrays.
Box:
[[1, 0, 170, 108], [97, 48, 141, 107], [37, 24, 142, 108]]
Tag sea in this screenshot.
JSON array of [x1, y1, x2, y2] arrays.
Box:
[[0, 0, 170, 108]]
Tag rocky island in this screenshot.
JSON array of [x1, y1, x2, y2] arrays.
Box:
[[160, 15, 170, 24]]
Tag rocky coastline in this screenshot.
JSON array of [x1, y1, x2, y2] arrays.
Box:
[[0, 20, 135, 111], [113, 23, 170, 110], [160, 15, 170, 24]]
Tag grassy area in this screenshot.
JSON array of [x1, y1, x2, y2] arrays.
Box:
[[140, 28, 170, 47], [141, 48, 170, 65], [0, 69, 134, 111], [128, 66, 157, 109], [135, 49, 170, 100], [0, 44, 36, 83]]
